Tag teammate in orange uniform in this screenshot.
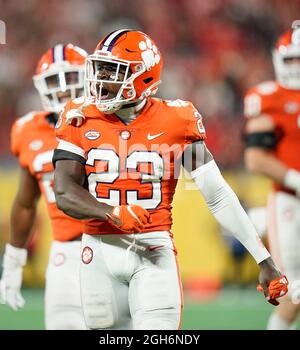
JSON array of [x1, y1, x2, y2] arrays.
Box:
[[244, 21, 300, 330], [53, 30, 288, 330], [0, 44, 88, 329]]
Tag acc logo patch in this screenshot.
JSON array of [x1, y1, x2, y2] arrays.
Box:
[[84, 130, 100, 140], [82, 246, 93, 264]]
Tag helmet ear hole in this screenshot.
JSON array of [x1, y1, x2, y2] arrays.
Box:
[[133, 64, 143, 73], [123, 89, 135, 99], [143, 77, 153, 84]]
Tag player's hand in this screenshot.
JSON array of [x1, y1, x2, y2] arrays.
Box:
[[0, 244, 27, 311], [257, 257, 288, 305], [106, 205, 152, 233]]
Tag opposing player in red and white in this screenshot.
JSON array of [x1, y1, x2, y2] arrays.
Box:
[[244, 21, 300, 330], [53, 30, 288, 330], [0, 44, 88, 329]]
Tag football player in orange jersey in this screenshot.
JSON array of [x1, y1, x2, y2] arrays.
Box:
[[0, 44, 88, 329], [244, 21, 300, 330], [53, 29, 288, 330]]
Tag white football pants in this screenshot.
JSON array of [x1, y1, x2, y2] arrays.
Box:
[[45, 240, 86, 330], [80, 231, 183, 330]]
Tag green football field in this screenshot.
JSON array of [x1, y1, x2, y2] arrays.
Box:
[[0, 287, 298, 330]]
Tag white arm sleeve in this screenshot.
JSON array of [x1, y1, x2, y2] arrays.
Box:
[[190, 160, 270, 263]]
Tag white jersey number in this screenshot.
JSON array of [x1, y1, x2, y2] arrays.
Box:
[[244, 93, 261, 118], [86, 149, 163, 209]]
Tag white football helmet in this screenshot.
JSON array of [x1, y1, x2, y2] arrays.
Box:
[[33, 44, 87, 113], [273, 20, 300, 90]]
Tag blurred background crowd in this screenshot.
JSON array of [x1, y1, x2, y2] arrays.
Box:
[[1, 0, 299, 167]]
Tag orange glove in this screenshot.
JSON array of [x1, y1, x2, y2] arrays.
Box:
[[257, 275, 289, 306], [106, 205, 151, 233]]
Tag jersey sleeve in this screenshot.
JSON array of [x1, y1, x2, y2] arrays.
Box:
[[184, 103, 207, 143], [53, 101, 86, 165]]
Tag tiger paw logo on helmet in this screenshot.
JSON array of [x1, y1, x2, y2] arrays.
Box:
[[139, 39, 161, 70]]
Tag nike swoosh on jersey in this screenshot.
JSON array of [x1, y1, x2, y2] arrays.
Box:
[[147, 132, 165, 140]]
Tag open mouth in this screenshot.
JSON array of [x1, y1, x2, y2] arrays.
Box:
[[100, 87, 109, 100]]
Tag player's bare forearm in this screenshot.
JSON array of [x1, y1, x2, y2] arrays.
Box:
[[259, 256, 280, 275], [54, 160, 112, 220], [55, 179, 112, 220], [10, 167, 41, 248], [10, 202, 37, 248], [244, 148, 288, 183]]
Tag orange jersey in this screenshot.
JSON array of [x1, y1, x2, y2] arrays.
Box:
[[244, 80, 300, 193], [11, 111, 83, 241], [54, 97, 206, 235]]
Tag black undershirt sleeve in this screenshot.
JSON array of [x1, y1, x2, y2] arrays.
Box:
[[52, 149, 85, 167]]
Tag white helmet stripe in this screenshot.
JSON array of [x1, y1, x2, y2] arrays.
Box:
[[101, 29, 130, 52], [53, 44, 64, 62]]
